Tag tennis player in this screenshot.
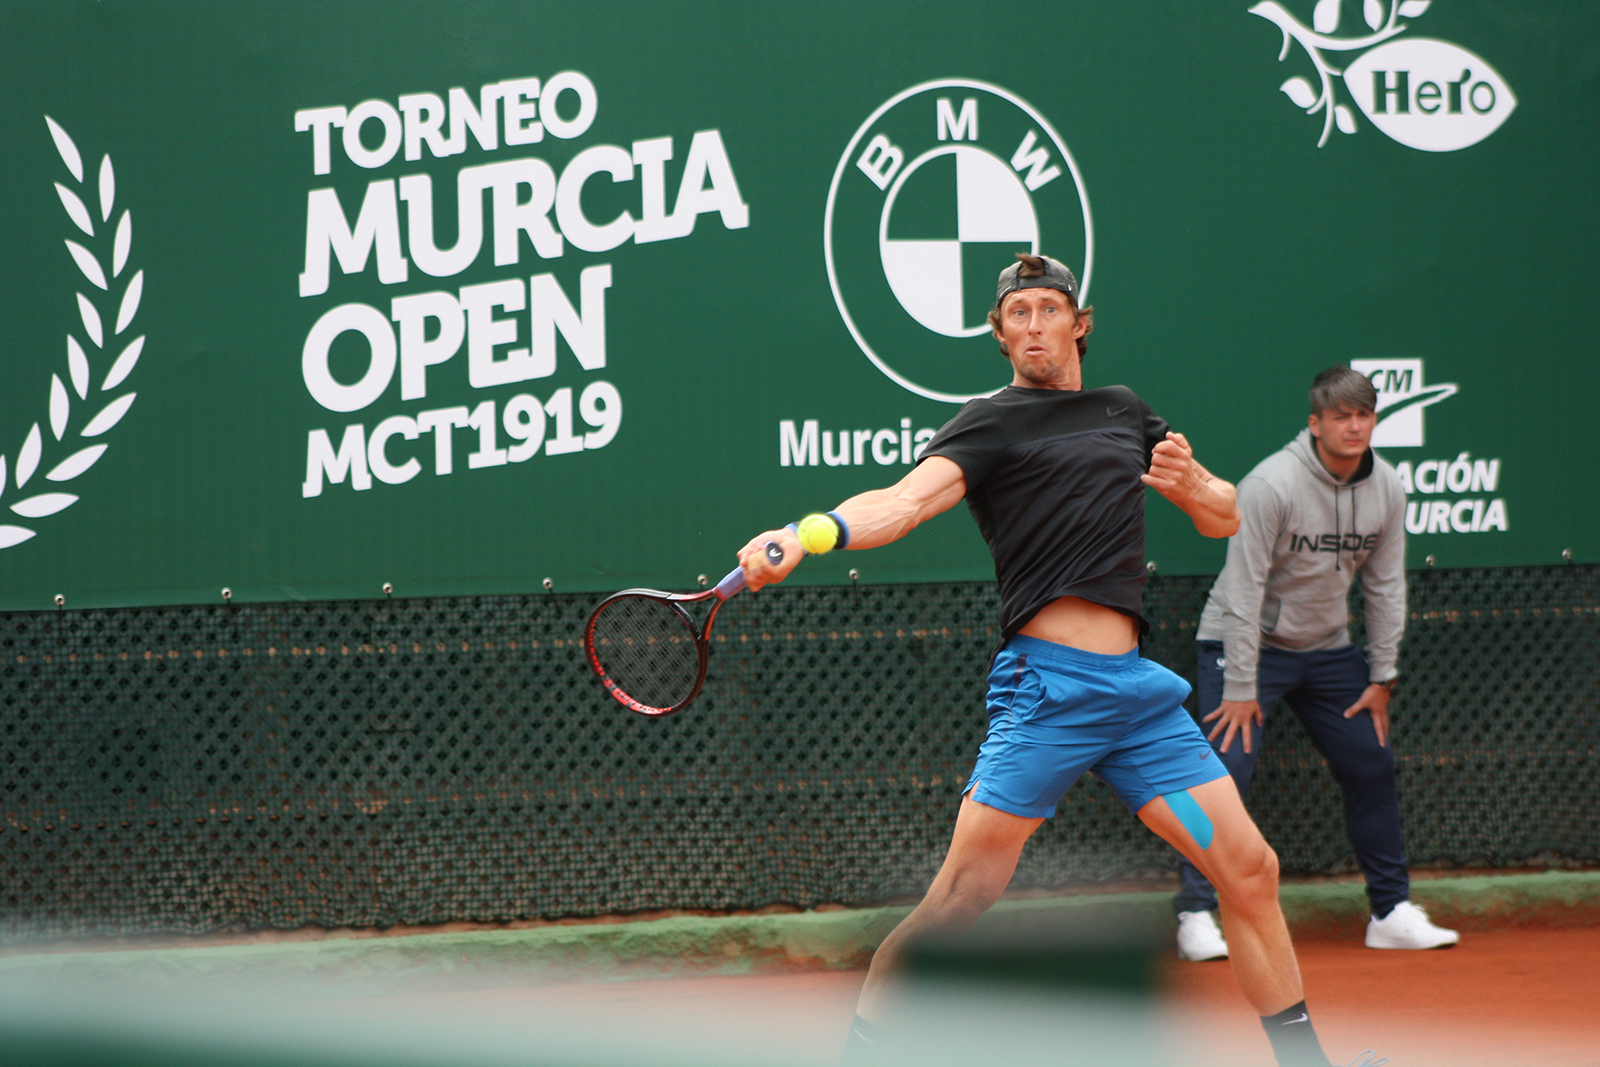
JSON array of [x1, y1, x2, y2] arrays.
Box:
[[739, 254, 1343, 1067]]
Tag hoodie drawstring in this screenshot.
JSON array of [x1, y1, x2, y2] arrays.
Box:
[[1332, 482, 1360, 573]]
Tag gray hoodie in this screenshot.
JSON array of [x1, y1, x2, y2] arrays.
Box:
[[1196, 428, 1406, 701]]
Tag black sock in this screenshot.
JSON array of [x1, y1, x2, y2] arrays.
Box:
[[838, 1014, 888, 1067], [1260, 999, 1329, 1067]]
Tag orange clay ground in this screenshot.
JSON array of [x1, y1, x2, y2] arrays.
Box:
[[348, 925, 1600, 1067]]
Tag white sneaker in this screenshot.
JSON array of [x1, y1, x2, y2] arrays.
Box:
[[1176, 909, 1229, 960], [1365, 900, 1460, 949]]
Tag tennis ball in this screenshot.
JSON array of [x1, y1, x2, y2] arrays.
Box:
[[796, 513, 839, 555]]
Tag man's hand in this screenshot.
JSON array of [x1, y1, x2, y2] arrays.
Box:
[[737, 528, 804, 591], [1142, 432, 1240, 538], [1141, 431, 1205, 500], [1202, 699, 1263, 754], [1342, 684, 1392, 747]]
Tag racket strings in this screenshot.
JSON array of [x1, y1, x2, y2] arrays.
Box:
[[589, 597, 702, 710]]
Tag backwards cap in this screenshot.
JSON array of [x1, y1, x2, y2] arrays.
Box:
[[994, 254, 1079, 308]]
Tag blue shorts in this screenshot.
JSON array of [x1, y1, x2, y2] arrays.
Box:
[[966, 636, 1229, 819]]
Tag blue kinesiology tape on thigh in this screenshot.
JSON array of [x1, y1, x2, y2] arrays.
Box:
[[1164, 789, 1214, 850]]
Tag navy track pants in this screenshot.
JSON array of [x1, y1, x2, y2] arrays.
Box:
[[1173, 640, 1409, 918]]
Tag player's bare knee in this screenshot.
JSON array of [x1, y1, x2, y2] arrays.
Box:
[[1245, 854, 1282, 908], [1254, 840, 1281, 889], [1215, 839, 1280, 913]]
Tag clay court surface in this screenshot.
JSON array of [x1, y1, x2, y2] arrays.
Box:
[[1165, 927, 1600, 1066], [6, 878, 1598, 1067], [344, 925, 1600, 1067]]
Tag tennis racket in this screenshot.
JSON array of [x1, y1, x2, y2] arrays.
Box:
[[583, 542, 784, 717]]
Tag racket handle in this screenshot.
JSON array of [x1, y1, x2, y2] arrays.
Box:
[[715, 541, 784, 598]]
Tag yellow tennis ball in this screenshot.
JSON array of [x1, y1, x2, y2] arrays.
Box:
[[796, 513, 839, 555]]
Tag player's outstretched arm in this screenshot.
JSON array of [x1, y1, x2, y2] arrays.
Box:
[[1141, 431, 1240, 538], [738, 457, 967, 590]]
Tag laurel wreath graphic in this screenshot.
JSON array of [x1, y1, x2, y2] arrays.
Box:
[[1250, 0, 1432, 147], [0, 117, 144, 551]]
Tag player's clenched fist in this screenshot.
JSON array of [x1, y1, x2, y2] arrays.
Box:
[[1139, 432, 1238, 538], [1142, 431, 1201, 496]]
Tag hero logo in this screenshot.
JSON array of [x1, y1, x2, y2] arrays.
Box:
[[1251, 1, 1516, 150], [824, 80, 1093, 403], [1349, 358, 1507, 536]]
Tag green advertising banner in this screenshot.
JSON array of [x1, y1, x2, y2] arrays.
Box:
[[1, 1, 1595, 610]]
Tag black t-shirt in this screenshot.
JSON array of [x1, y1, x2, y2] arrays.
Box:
[[920, 384, 1170, 640]]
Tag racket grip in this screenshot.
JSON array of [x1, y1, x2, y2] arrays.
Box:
[[715, 541, 784, 599], [714, 566, 747, 598]]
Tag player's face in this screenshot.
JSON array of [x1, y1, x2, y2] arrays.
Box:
[[994, 287, 1086, 389], [1308, 404, 1377, 462]]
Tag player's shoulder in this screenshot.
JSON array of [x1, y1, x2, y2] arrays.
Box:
[[930, 390, 1010, 440], [948, 390, 1009, 423]]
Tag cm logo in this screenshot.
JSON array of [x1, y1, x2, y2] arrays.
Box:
[[1349, 358, 1458, 449], [824, 80, 1093, 403]]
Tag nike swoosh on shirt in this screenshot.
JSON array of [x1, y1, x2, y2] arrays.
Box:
[[1106, 405, 1128, 417]]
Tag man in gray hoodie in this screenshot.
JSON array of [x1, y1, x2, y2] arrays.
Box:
[[1173, 366, 1459, 960]]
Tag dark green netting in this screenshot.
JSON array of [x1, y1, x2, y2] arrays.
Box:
[[3, 565, 1596, 940]]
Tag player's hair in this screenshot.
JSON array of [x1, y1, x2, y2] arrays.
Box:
[[987, 254, 1094, 361], [1309, 365, 1378, 415]]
